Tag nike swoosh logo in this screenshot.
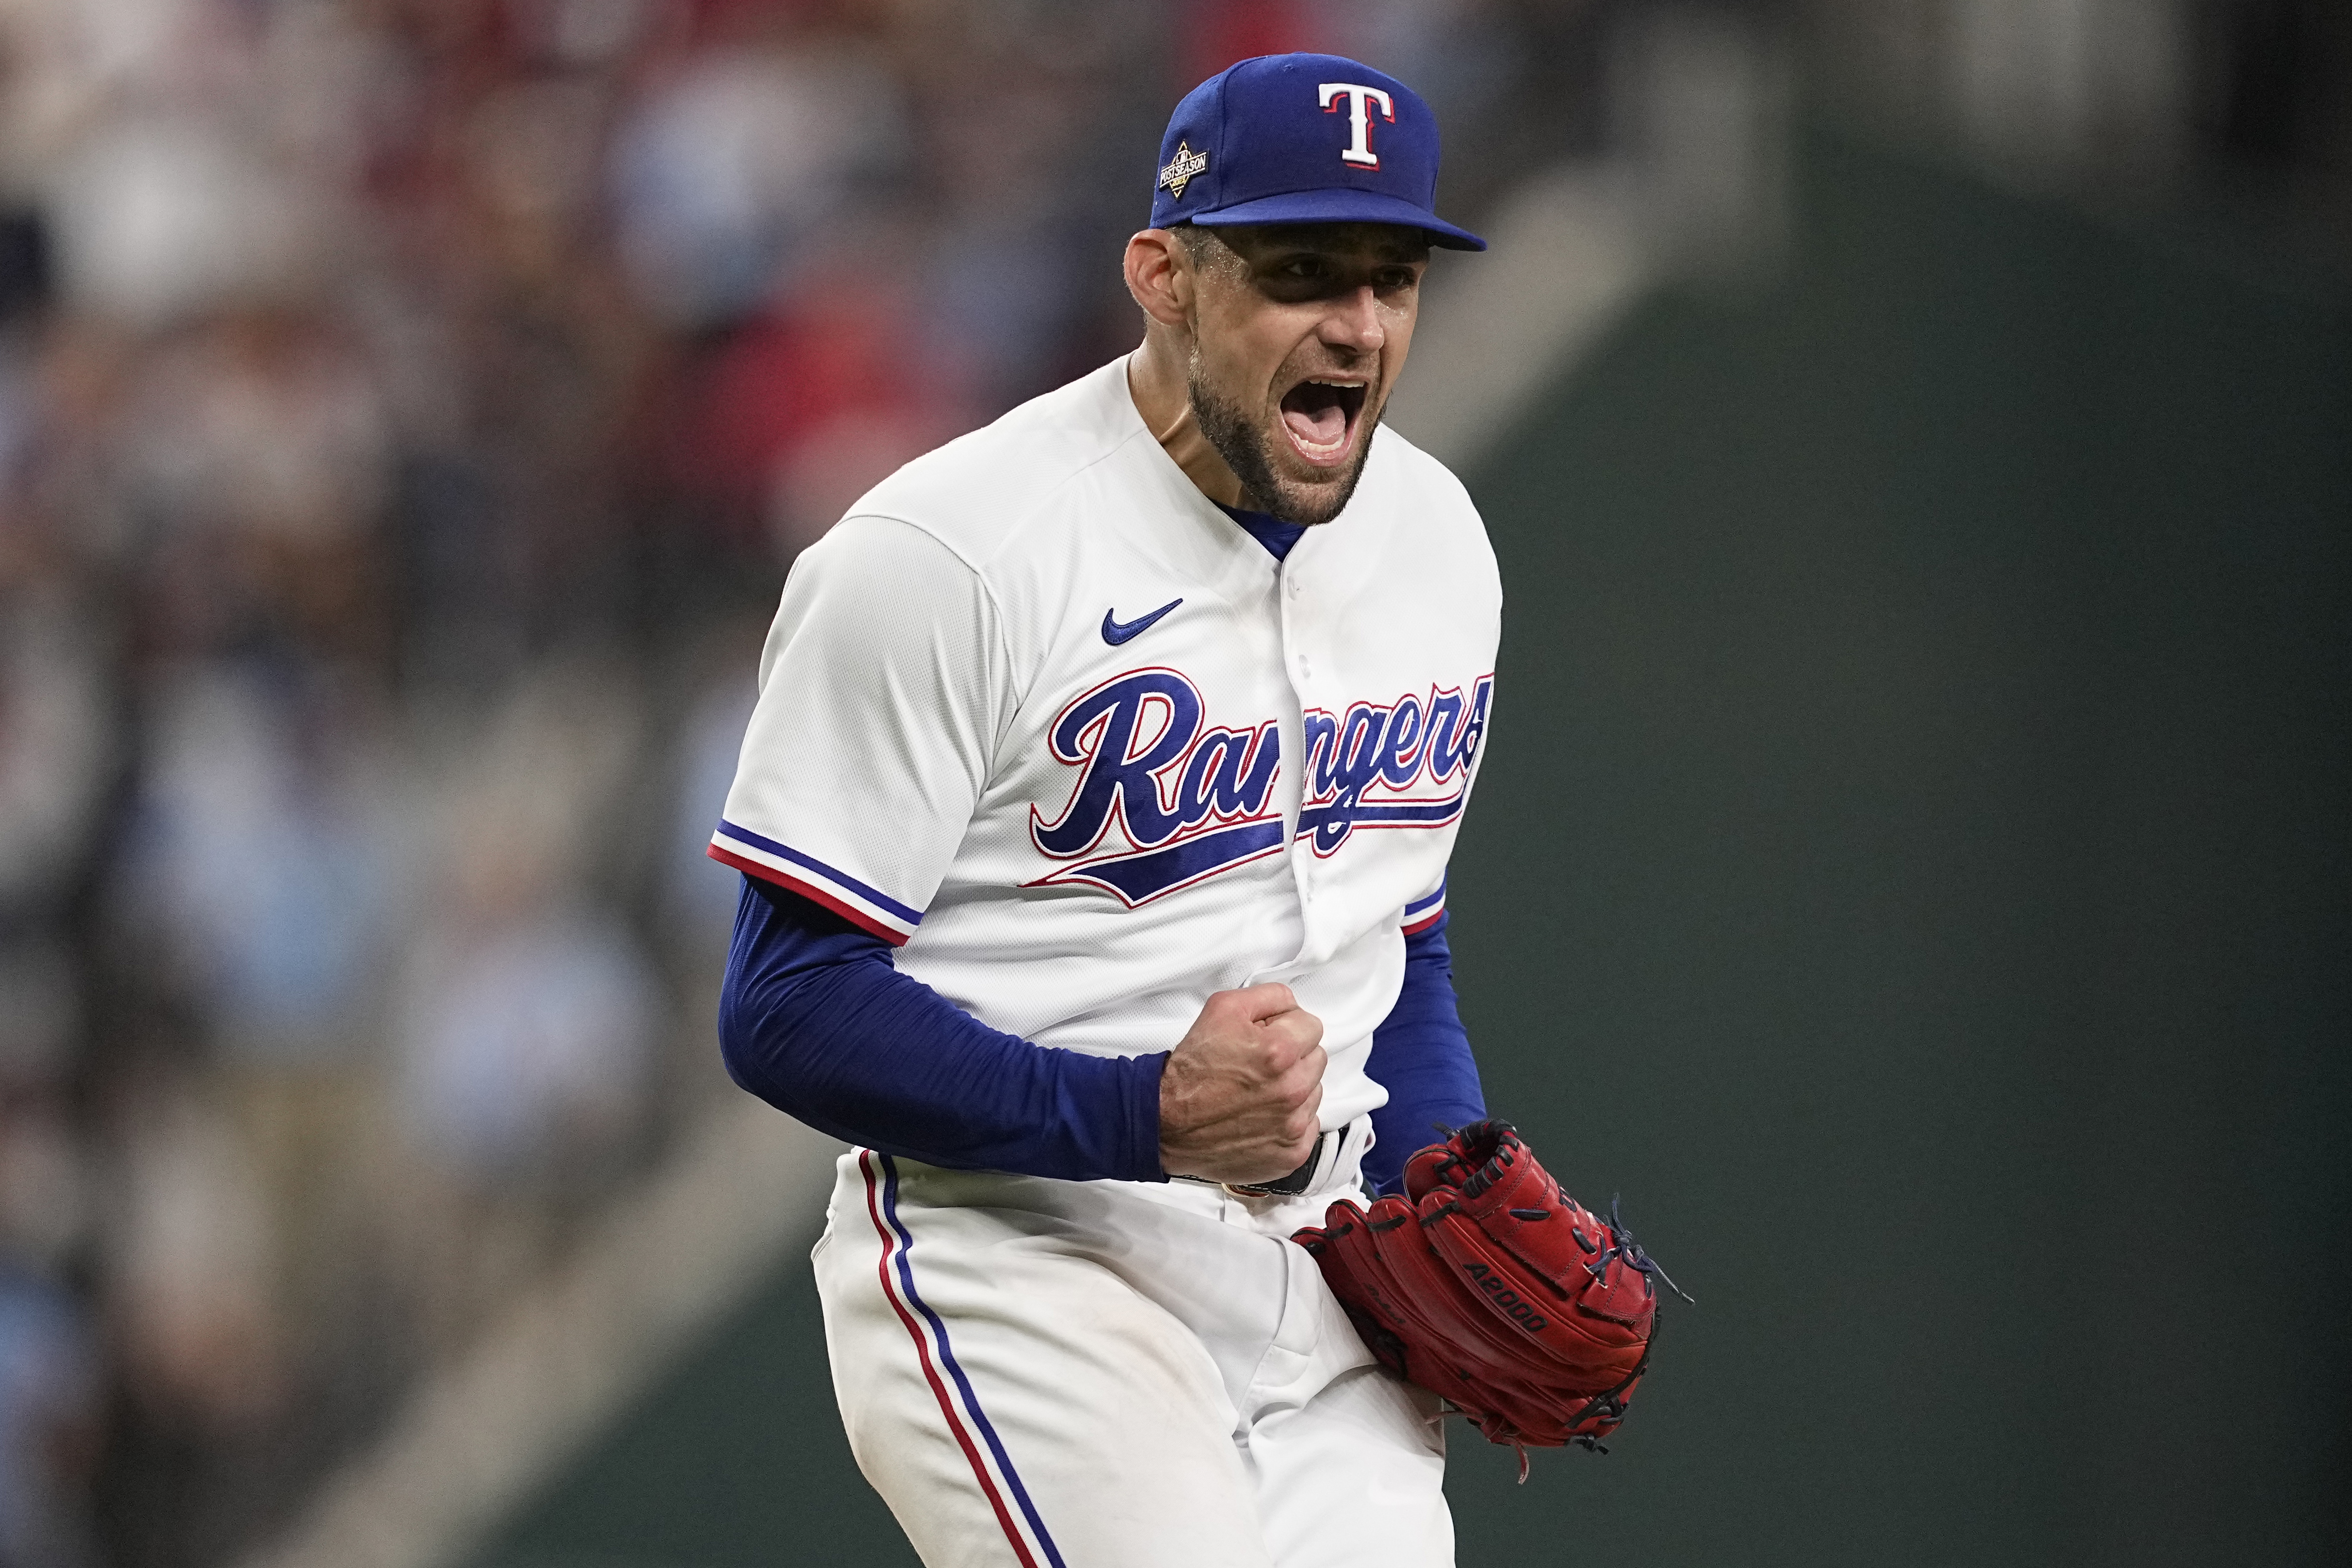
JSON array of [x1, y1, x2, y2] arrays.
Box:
[[1101, 598, 1184, 646]]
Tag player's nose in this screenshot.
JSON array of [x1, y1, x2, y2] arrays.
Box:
[[1315, 284, 1384, 352]]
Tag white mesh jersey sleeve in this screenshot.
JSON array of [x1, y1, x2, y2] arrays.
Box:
[[709, 515, 1014, 945]]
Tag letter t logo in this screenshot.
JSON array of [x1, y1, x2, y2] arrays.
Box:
[[1318, 82, 1396, 169]]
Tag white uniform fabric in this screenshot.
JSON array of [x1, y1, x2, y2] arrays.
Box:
[[715, 355, 1501, 1567], [817, 1150, 1452, 1568]]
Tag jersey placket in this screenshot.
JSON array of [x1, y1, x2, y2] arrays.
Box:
[[1272, 546, 1325, 969]]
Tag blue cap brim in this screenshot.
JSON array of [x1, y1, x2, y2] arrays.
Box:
[[1191, 186, 1487, 252]]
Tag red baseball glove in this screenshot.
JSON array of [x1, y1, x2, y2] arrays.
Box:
[[1292, 1121, 1674, 1473]]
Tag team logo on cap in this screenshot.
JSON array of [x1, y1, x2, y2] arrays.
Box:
[[1158, 140, 1209, 198], [1318, 82, 1395, 169]]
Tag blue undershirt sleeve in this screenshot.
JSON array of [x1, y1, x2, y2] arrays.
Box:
[[1361, 914, 1488, 1195], [718, 875, 1168, 1182]]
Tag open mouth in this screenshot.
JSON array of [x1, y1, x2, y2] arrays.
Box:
[[1279, 378, 1369, 465]]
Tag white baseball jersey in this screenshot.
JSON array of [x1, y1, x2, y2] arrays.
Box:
[[710, 353, 1500, 1149]]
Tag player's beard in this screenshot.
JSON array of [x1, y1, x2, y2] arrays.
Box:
[[1187, 362, 1378, 528]]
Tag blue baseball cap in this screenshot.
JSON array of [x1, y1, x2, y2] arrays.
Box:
[[1151, 54, 1486, 252]]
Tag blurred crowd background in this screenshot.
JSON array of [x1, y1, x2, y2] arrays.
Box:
[[0, 0, 2339, 1564]]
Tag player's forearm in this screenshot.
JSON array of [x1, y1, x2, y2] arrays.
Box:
[[1361, 916, 1487, 1194], [719, 876, 1168, 1181]]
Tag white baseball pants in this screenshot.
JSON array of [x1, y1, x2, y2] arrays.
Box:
[[812, 1150, 1454, 1568]]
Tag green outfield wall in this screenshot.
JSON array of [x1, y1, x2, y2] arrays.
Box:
[[471, 125, 2351, 1568]]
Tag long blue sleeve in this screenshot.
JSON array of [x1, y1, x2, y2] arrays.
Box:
[[719, 874, 1482, 1192], [1361, 914, 1487, 1194], [718, 875, 1168, 1181]]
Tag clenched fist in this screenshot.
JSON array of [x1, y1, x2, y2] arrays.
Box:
[[1159, 983, 1326, 1186]]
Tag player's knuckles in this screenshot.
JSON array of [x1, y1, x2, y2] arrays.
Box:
[[1261, 1012, 1322, 1060], [1247, 982, 1298, 1018], [1197, 989, 1253, 1029], [1200, 1019, 1266, 1065], [1249, 1031, 1301, 1077], [1216, 982, 1292, 1024], [1267, 1017, 1327, 1064]]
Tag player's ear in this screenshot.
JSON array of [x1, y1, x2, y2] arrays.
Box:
[[1124, 229, 1194, 330]]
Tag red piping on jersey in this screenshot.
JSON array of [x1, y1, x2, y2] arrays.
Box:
[[709, 844, 912, 946]]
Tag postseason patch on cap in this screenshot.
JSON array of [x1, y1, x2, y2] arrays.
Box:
[[1148, 52, 1486, 250], [1158, 140, 1209, 200]]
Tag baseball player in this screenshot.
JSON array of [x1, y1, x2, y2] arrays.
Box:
[[711, 52, 1662, 1568]]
